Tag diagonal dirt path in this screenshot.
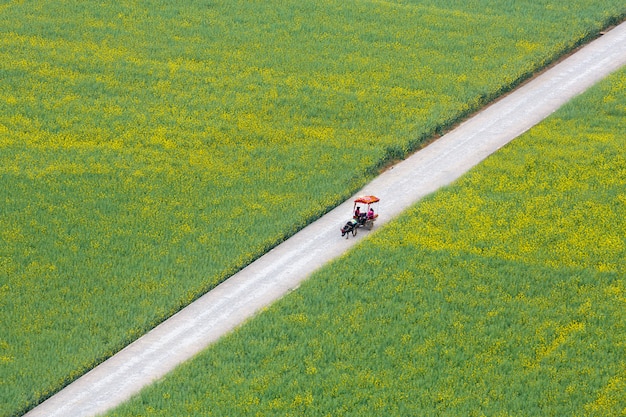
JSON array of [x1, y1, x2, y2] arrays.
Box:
[[25, 21, 626, 417]]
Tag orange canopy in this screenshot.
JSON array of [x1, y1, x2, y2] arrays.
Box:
[[354, 195, 379, 204]]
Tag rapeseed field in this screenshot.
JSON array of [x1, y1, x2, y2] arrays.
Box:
[[108, 65, 626, 417], [1, 0, 624, 415]]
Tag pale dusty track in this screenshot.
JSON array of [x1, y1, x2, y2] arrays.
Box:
[[25, 21, 626, 417]]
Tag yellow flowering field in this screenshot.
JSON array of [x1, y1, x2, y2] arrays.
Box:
[[107, 66, 626, 416], [1, 0, 625, 415]]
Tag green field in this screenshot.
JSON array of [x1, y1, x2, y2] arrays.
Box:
[[107, 67, 626, 417], [1, 0, 625, 415]]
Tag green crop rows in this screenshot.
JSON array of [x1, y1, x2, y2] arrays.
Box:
[[108, 67, 626, 417], [1, 0, 624, 415]]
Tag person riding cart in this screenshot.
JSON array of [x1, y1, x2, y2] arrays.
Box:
[[353, 195, 379, 228], [354, 206, 367, 225]]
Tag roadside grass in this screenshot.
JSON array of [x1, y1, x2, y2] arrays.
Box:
[[1, 0, 625, 415], [106, 67, 626, 415]]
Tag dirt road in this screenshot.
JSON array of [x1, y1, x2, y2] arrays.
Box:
[[25, 21, 626, 417]]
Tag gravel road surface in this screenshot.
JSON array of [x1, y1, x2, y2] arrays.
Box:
[[25, 21, 626, 417]]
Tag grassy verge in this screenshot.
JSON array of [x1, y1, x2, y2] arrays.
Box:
[[1, 1, 625, 415], [107, 67, 626, 416]]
